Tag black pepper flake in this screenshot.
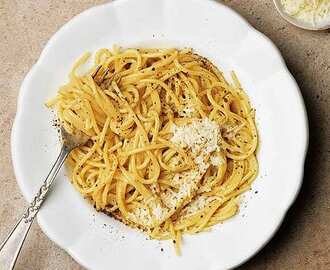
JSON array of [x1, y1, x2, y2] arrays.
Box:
[[161, 248, 164, 252], [254, 191, 258, 194], [173, 240, 176, 243]]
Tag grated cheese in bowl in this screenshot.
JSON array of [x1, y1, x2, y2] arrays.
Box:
[[280, 0, 330, 28]]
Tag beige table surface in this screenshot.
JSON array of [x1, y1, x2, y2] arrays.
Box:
[[0, 0, 329, 269]]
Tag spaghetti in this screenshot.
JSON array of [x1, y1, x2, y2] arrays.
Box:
[[47, 46, 258, 254]]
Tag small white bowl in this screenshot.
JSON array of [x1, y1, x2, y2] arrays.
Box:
[[273, 0, 330, 30]]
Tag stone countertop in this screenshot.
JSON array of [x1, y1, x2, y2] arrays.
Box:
[[0, 0, 329, 269]]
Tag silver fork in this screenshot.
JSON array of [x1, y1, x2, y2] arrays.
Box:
[[0, 128, 88, 270]]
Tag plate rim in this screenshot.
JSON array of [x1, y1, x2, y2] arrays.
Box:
[[10, 0, 309, 269]]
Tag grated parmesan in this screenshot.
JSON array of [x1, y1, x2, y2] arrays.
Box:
[[280, 0, 330, 27], [127, 118, 223, 226], [171, 118, 220, 156], [194, 156, 209, 172], [151, 202, 168, 221], [210, 155, 221, 167], [128, 200, 169, 226], [177, 170, 200, 197], [185, 195, 218, 215], [128, 207, 153, 226], [160, 168, 204, 210], [171, 117, 221, 179]]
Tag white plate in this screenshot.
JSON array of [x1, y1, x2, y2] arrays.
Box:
[[11, 0, 308, 269]]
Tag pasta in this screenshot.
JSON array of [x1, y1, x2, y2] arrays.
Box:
[[47, 46, 258, 254]]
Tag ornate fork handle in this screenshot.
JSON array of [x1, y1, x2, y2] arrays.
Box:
[[0, 146, 69, 270]]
